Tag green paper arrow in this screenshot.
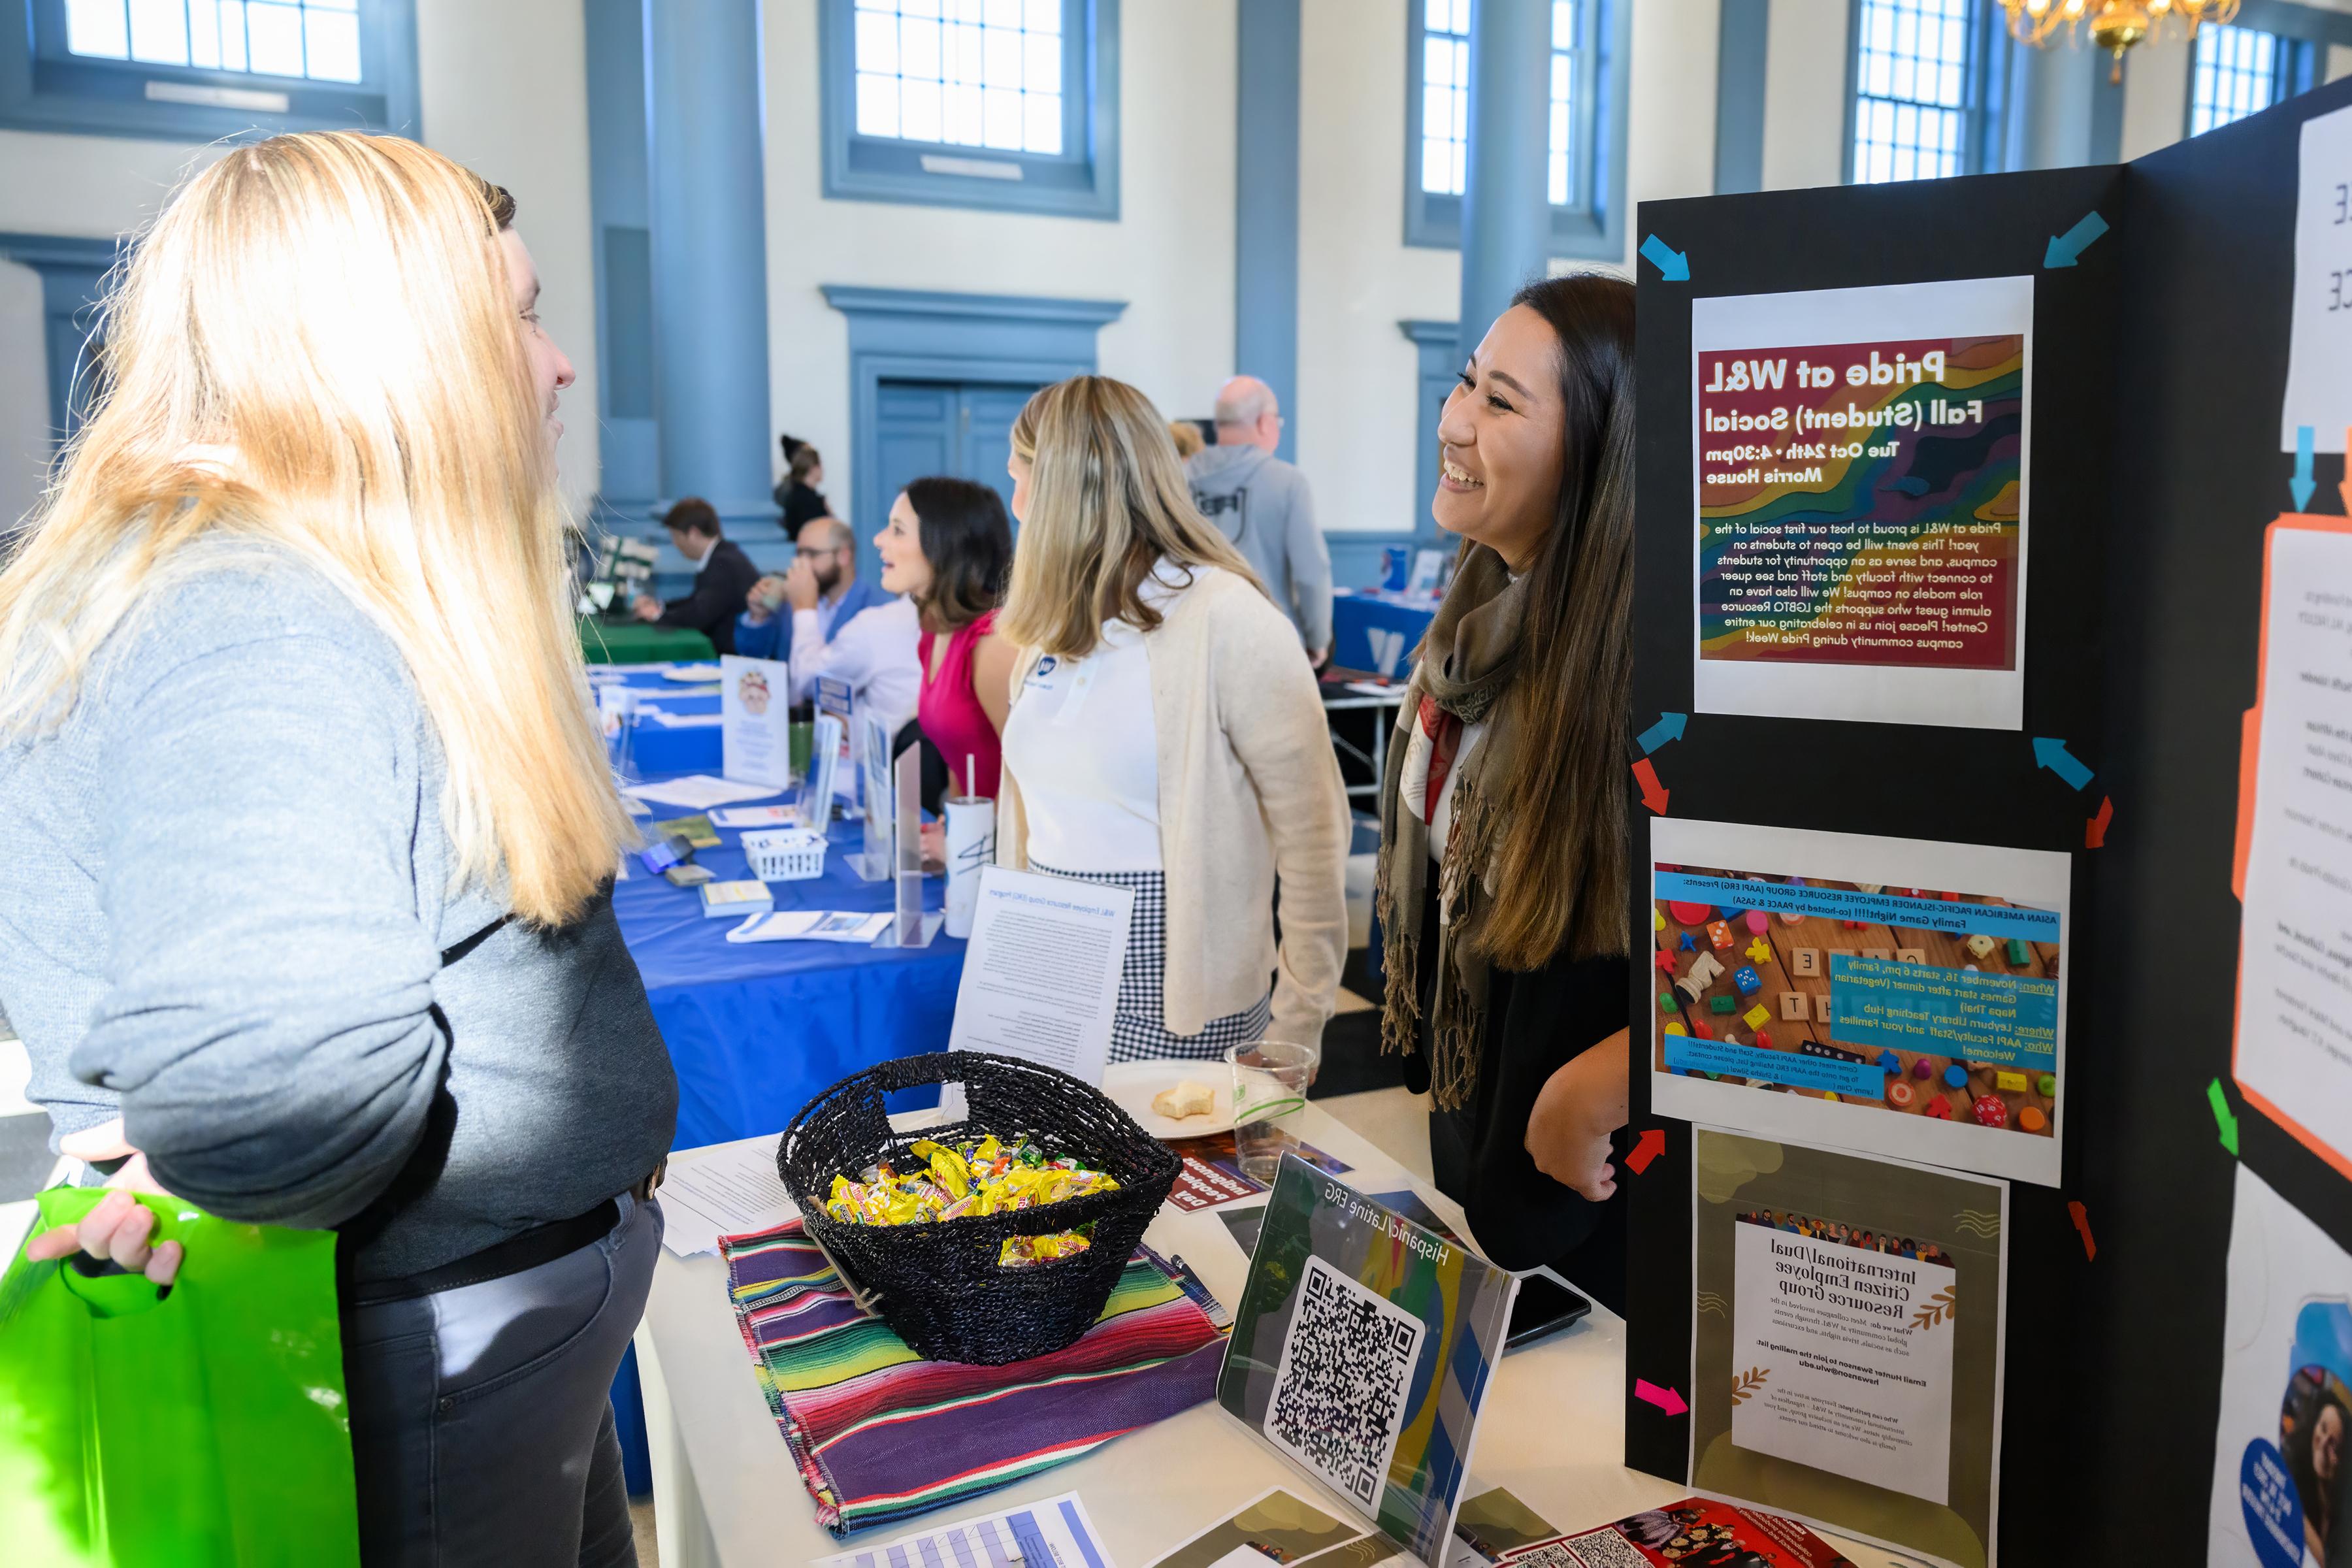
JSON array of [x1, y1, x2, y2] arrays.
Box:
[[2208, 1078, 2240, 1157]]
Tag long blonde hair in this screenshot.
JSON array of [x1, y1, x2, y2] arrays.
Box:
[[0, 131, 628, 928], [1000, 376, 1262, 659]]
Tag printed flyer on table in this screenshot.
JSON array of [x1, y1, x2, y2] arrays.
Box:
[[1690, 1129, 2008, 1568], [1650, 817, 2070, 1186], [1691, 275, 2032, 730]]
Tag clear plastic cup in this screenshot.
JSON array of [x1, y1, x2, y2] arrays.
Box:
[[1226, 1039, 1318, 1185], [596, 684, 639, 784]]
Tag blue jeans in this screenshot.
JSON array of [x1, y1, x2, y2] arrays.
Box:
[[342, 1194, 662, 1565]]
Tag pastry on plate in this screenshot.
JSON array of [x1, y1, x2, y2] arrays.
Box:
[[1150, 1080, 1217, 1120]]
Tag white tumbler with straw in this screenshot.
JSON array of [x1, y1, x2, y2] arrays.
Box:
[[943, 753, 994, 939]]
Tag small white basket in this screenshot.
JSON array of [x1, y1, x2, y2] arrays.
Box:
[[741, 826, 826, 883]]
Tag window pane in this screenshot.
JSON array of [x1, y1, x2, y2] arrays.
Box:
[[857, 10, 900, 74], [2192, 22, 2289, 134], [857, 72, 900, 136], [246, 1, 306, 76], [304, 6, 359, 82], [1422, 137, 1451, 195], [1424, 33, 1454, 89], [1023, 28, 1058, 90], [218, 1, 246, 70], [947, 0, 982, 22], [188, 0, 221, 66], [983, 0, 1021, 26], [1552, 0, 1574, 49], [1023, 88, 1060, 154], [901, 77, 943, 140], [128, 0, 190, 64], [1851, 0, 1976, 184], [902, 16, 941, 78], [949, 81, 985, 142], [1424, 0, 1450, 31], [945, 20, 981, 83], [1422, 83, 1450, 143], [66, 0, 131, 59], [982, 84, 1022, 147], [1024, 0, 1060, 32], [982, 24, 1020, 88]]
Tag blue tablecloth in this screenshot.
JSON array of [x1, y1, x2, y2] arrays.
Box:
[[598, 669, 968, 1149], [615, 810, 964, 1147], [600, 663, 726, 776], [1330, 589, 1439, 677]]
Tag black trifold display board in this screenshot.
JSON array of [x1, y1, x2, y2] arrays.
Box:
[[1625, 75, 2352, 1565]]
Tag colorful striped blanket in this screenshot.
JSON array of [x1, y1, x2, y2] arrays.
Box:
[[721, 1219, 1230, 1537]]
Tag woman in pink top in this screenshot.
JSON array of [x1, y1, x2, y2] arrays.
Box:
[[876, 476, 1016, 798]]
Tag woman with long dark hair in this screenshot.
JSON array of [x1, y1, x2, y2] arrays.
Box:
[[1377, 273, 1635, 1310], [883, 476, 1017, 796]]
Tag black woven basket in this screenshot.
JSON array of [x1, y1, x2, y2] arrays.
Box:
[[775, 1050, 1182, 1365]]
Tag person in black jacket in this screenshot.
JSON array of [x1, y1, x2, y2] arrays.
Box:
[[630, 496, 760, 654], [773, 434, 832, 530], [1375, 274, 1635, 1315]]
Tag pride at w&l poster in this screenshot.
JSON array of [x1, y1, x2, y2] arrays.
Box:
[[1691, 275, 2033, 730]]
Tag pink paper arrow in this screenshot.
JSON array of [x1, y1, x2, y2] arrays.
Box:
[[1635, 1379, 1688, 1416]]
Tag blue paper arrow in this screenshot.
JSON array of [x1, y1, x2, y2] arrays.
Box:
[[2033, 736, 2094, 791], [1640, 234, 1689, 282], [1636, 711, 1688, 754], [2293, 424, 2317, 510], [2044, 210, 2109, 269]]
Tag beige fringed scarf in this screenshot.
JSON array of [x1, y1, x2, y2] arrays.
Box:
[[1374, 546, 1527, 1111]]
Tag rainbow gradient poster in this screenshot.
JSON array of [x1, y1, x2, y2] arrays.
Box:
[[1691, 276, 2034, 729]]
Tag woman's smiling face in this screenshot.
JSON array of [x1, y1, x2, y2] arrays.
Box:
[[1431, 302, 1566, 574]]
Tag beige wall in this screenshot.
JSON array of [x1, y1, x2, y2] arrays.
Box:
[[757, 0, 1240, 523], [2120, 35, 2194, 161], [1763, 0, 1852, 189], [414, 0, 601, 509], [0, 0, 602, 527]]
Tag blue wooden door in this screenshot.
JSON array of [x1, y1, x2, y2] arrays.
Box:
[[864, 379, 1039, 587]]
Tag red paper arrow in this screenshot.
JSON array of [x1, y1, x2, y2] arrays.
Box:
[[1635, 1379, 1689, 1416], [1626, 1126, 1666, 1175], [2085, 795, 2113, 849], [1632, 758, 1670, 815], [2067, 1200, 2097, 1261]]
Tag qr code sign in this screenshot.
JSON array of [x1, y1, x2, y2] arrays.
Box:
[[1262, 1255, 1425, 1509], [1521, 1528, 1652, 1568]]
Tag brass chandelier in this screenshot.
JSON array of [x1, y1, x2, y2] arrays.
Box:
[[1995, 0, 2241, 81]]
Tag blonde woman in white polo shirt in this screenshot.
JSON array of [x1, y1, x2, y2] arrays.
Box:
[[995, 376, 1350, 1063]]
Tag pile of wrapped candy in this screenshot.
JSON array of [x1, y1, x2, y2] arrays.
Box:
[[822, 1135, 1122, 1267]]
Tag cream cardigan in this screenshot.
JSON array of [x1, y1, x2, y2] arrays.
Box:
[[996, 565, 1351, 1045]]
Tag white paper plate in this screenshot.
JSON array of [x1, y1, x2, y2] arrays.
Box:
[[662, 664, 723, 682], [1101, 1060, 1233, 1139]]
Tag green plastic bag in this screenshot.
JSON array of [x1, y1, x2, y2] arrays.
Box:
[[0, 1187, 360, 1567]]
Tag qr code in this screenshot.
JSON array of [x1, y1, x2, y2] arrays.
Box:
[[1262, 1255, 1426, 1509], [1520, 1529, 1650, 1568]]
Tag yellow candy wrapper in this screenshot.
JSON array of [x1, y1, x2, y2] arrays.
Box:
[[997, 1231, 1090, 1267], [823, 1132, 1120, 1230]]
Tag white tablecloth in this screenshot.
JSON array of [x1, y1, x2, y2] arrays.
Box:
[[633, 1094, 1907, 1568]]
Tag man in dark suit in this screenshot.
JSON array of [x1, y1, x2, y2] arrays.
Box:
[[630, 497, 760, 655]]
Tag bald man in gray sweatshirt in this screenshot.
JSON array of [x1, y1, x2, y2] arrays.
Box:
[[1185, 375, 1333, 665]]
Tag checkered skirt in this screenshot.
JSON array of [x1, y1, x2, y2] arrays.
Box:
[[1026, 860, 1273, 1064]]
